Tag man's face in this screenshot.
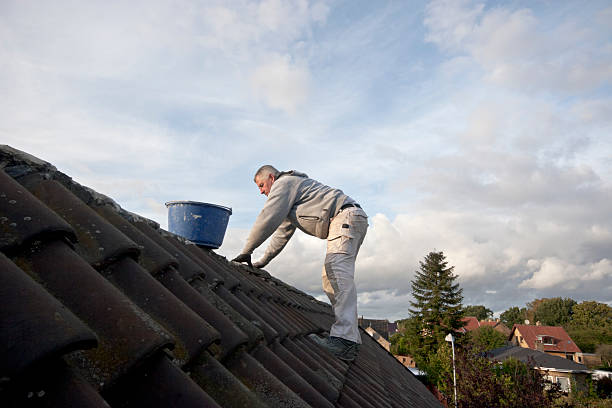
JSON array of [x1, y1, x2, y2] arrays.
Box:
[[255, 173, 275, 196]]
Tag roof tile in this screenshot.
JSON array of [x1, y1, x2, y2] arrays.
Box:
[[189, 351, 268, 408], [155, 269, 249, 360], [0, 145, 442, 407], [13, 239, 173, 390], [269, 340, 340, 402], [102, 256, 220, 366], [93, 204, 178, 276], [25, 178, 140, 269], [3, 358, 110, 408], [225, 351, 311, 408], [0, 252, 97, 377], [103, 352, 221, 408], [0, 171, 74, 253], [251, 343, 335, 408]]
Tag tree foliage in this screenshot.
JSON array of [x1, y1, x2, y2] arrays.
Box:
[[467, 326, 508, 351], [530, 297, 577, 326], [500, 306, 527, 328], [463, 305, 493, 321], [408, 251, 464, 332], [566, 301, 612, 353], [438, 345, 561, 408], [389, 332, 410, 355], [406, 251, 464, 378]]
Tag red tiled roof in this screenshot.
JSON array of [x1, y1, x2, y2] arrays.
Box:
[[511, 324, 581, 353], [460, 316, 481, 332]]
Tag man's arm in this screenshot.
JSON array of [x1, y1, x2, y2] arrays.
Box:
[[253, 219, 296, 268], [241, 181, 295, 255]]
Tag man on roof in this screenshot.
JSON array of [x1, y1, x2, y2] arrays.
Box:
[[232, 165, 368, 361]]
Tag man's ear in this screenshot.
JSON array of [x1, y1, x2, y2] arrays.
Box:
[[269, 173, 275, 182]]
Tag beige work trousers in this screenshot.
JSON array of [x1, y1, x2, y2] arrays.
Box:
[[322, 206, 368, 344]]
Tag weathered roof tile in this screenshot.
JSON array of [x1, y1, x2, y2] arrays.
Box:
[[25, 178, 139, 269], [0, 252, 97, 378], [0, 171, 74, 253], [0, 145, 442, 407]]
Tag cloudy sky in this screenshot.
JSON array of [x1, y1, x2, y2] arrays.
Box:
[[2, 0, 611, 321]]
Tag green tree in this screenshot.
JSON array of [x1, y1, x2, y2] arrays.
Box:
[[531, 297, 576, 326], [571, 301, 612, 327], [389, 332, 410, 355], [406, 251, 464, 384], [463, 305, 493, 321], [567, 301, 612, 353], [468, 326, 507, 351], [438, 345, 561, 407], [500, 306, 527, 328]]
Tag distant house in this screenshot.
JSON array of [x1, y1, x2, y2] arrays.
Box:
[[479, 319, 511, 337], [574, 352, 602, 368], [395, 354, 417, 369], [458, 316, 480, 332], [487, 345, 589, 394], [365, 326, 391, 352], [364, 326, 417, 369], [510, 324, 581, 362], [358, 317, 399, 340], [458, 316, 511, 336]]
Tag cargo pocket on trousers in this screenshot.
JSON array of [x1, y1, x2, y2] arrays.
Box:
[[327, 223, 354, 255]]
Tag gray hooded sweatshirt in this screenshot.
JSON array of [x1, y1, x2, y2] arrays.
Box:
[[242, 170, 355, 266]]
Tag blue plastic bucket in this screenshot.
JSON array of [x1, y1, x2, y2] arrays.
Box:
[[166, 201, 232, 249]]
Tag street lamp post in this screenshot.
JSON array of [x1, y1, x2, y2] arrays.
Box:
[[445, 333, 458, 408]]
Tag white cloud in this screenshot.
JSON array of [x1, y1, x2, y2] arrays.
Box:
[[520, 258, 612, 290], [424, 0, 612, 92], [2, 0, 611, 321], [250, 54, 311, 113], [310, 2, 330, 24]]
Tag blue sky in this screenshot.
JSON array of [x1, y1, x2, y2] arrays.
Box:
[[2, 0, 611, 320]]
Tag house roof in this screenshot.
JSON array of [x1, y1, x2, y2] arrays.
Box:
[[460, 316, 481, 332], [458, 317, 510, 334], [0, 145, 441, 407], [511, 324, 581, 354], [487, 346, 588, 372]]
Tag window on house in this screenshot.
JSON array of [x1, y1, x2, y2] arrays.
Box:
[[557, 377, 570, 393], [536, 335, 556, 345], [543, 375, 555, 390]]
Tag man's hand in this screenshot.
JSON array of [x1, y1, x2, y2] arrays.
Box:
[[231, 253, 252, 266]]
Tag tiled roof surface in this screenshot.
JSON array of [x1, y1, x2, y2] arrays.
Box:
[[0, 145, 441, 407], [487, 346, 588, 371], [511, 324, 582, 354], [459, 316, 480, 332], [459, 318, 511, 336]]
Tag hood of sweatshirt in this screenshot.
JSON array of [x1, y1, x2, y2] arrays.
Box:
[[276, 170, 308, 179]]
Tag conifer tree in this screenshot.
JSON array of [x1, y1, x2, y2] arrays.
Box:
[[406, 251, 464, 367]]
